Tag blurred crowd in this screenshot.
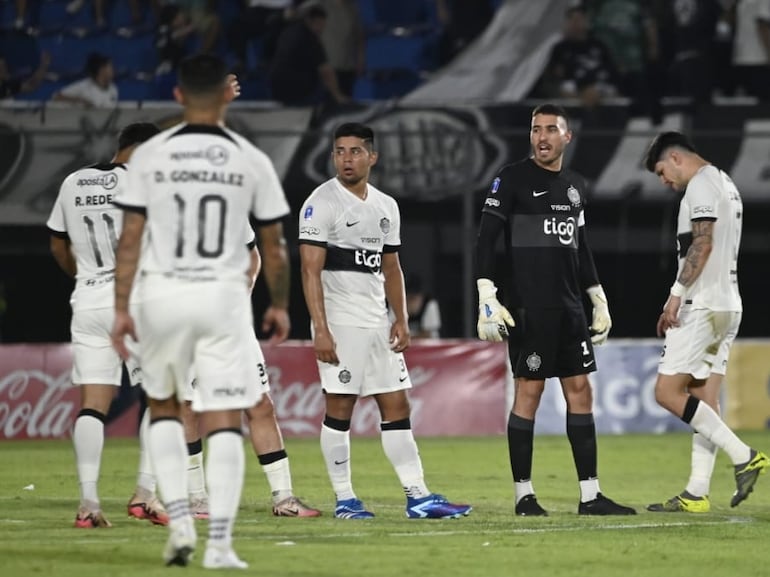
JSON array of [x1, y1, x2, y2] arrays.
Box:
[[531, 0, 770, 120], [1, 0, 767, 111]]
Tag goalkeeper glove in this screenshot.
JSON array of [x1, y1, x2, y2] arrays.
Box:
[[476, 279, 515, 342], [586, 285, 611, 345]]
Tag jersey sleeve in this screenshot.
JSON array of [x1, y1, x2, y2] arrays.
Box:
[[686, 172, 719, 221], [250, 148, 290, 224], [298, 193, 332, 246], [113, 143, 151, 212], [46, 179, 69, 236], [383, 197, 401, 252], [481, 166, 515, 222]]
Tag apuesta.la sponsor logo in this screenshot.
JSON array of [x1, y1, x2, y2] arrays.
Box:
[[77, 173, 118, 190]]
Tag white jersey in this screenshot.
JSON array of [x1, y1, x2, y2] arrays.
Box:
[[733, 0, 770, 66], [299, 177, 401, 327], [47, 163, 127, 311], [676, 165, 742, 312], [114, 123, 289, 283]]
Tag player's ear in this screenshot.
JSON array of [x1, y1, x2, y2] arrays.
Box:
[[173, 86, 184, 105], [563, 128, 573, 145], [369, 150, 378, 167]]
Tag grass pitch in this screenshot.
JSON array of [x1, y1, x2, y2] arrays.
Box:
[[1, 432, 769, 577]]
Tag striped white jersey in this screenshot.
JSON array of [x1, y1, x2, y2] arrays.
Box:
[[676, 165, 742, 312], [299, 177, 401, 327], [113, 123, 289, 283], [47, 163, 126, 310]]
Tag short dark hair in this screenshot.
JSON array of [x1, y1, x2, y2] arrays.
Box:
[[118, 122, 160, 150], [643, 131, 697, 172], [531, 103, 570, 128], [333, 122, 374, 148], [177, 53, 228, 97], [85, 53, 110, 78]]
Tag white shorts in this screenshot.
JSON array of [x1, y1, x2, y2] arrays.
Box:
[[71, 306, 142, 387], [659, 306, 741, 379], [184, 334, 270, 403], [138, 277, 261, 412], [317, 324, 412, 396]]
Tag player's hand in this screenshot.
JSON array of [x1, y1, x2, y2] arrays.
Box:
[[224, 73, 241, 103], [389, 318, 410, 353], [111, 310, 137, 361], [313, 327, 339, 365], [262, 306, 290, 345], [587, 285, 612, 345], [658, 295, 681, 337], [476, 278, 515, 342]]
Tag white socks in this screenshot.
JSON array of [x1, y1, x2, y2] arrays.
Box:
[[579, 478, 601, 503], [205, 431, 244, 549], [136, 408, 156, 494], [380, 429, 429, 499], [187, 446, 207, 497], [73, 413, 104, 506], [149, 419, 189, 506], [685, 432, 718, 497], [320, 424, 355, 501], [689, 401, 751, 465], [262, 457, 293, 504], [514, 481, 535, 504]]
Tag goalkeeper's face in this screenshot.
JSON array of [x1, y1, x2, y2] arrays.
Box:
[[332, 136, 378, 187]]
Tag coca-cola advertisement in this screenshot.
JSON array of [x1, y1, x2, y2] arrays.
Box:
[[0, 341, 509, 440]]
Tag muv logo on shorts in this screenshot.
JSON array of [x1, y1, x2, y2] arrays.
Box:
[[543, 216, 576, 246]]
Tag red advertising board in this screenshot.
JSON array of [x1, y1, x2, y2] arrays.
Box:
[[0, 341, 509, 440]]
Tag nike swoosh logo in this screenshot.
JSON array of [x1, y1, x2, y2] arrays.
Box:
[[532, 190, 549, 197], [399, 376, 408, 382], [583, 360, 595, 367], [346, 221, 360, 227], [334, 459, 349, 465]]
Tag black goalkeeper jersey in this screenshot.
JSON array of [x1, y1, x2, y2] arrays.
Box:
[[481, 157, 590, 309]]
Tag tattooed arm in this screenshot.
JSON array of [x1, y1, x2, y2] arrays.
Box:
[[658, 220, 714, 336], [257, 220, 291, 344], [111, 211, 145, 359]]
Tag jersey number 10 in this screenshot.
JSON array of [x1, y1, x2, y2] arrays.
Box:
[[173, 193, 227, 258]]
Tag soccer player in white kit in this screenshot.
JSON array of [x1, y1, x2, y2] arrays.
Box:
[[111, 54, 289, 569], [298, 122, 471, 519], [47, 122, 167, 529], [643, 131, 769, 511]]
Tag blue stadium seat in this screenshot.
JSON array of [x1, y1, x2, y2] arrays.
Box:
[[373, 0, 432, 26], [38, 0, 68, 31], [39, 32, 109, 75], [353, 69, 421, 100], [117, 76, 152, 101], [1, 30, 41, 76], [105, 32, 157, 76], [358, 0, 376, 28], [366, 33, 428, 71]]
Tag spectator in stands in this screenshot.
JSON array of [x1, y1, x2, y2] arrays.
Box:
[[269, 2, 348, 106], [405, 274, 442, 339], [52, 52, 118, 107], [0, 52, 50, 99], [229, 0, 297, 73], [66, 0, 108, 28], [154, 3, 194, 75], [435, 0, 495, 66], [319, 0, 365, 100], [731, 0, 770, 100], [175, 0, 222, 55], [13, 0, 38, 33], [657, 0, 723, 105], [588, 0, 662, 121], [538, 4, 619, 108]]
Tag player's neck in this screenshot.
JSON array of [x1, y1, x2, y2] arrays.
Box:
[[183, 108, 223, 126], [532, 157, 563, 172], [337, 177, 368, 200]]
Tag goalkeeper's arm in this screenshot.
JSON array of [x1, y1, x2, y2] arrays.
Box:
[[475, 213, 514, 341]]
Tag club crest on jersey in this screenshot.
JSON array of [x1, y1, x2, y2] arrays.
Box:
[[567, 185, 581, 207], [490, 177, 500, 194], [304, 205, 314, 220], [379, 217, 390, 234], [526, 353, 542, 372], [338, 369, 352, 384]]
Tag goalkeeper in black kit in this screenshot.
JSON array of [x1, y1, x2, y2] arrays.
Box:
[[475, 103, 636, 517]]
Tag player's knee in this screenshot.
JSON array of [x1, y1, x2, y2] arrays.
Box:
[[246, 394, 275, 421]]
